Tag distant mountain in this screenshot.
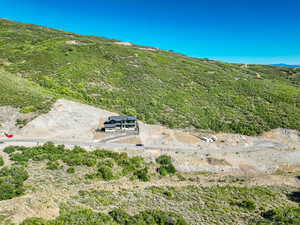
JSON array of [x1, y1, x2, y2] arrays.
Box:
[[271, 64, 300, 68]]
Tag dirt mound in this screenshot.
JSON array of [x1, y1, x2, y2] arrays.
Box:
[[207, 157, 231, 166], [0, 106, 35, 133], [114, 42, 132, 46], [263, 128, 300, 142], [19, 99, 117, 140]]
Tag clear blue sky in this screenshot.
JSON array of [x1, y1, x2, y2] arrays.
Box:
[[1, 0, 300, 64]]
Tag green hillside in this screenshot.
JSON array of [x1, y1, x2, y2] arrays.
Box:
[[0, 69, 54, 113], [0, 18, 299, 135]]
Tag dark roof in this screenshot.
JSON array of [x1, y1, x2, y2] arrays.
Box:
[[108, 116, 137, 121], [105, 124, 118, 128]]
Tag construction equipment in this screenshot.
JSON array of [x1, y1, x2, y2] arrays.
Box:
[[200, 136, 217, 143], [0, 131, 14, 139]]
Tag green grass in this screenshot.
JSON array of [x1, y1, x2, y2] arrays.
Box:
[[0, 69, 55, 113], [0, 18, 300, 135]]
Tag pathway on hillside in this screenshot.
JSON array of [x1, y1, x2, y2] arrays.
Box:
[[1, 138, 285, 155]]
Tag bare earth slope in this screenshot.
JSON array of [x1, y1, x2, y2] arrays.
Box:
[[19, 99, 117, 140], [1, 99, 299, 175]]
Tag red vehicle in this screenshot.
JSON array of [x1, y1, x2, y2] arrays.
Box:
[[0, 132, 14, 139]]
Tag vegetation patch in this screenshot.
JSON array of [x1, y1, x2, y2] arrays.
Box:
[[66, 167, 75, 174], [3, 143, 168, 182], [77, 190, 117, 207], [0, 157, 4, 167], [46, 161, 61, 170], [1, 19, 300, 135], [19, 206, 187, 225], [0, 166, 28, 200], [147, 186, 174, 199], [156, 155, 176, 176], [254, 206, 300, 224]]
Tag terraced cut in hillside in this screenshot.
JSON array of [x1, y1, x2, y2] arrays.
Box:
[[0, 18, 300, 135]]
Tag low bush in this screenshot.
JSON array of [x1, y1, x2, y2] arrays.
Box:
[[109, 209, 131, 224], [15, 118, 29, 128], [98, 159, 114, 168], [4, 143, 152, 181], [133, 167, 150, 182], [20, 207, 115, 225], [46, 161, 61, 170], [109, 208, 187, 225], [20, 206, 188, 225], [3, 146, 17, 154], [255, 206, 300, 224], [234, 200, 256, 210], [0, 166, 29, 200], [156, 155, 172, 165], [66, 167, 75, 174], [85, 173, 99, 180], [148, 186, 173, 199], [156, 155, 176, 176], [97, 165, 114, 181], [0, 156, 4, 166], [20, 217, 47, 225]]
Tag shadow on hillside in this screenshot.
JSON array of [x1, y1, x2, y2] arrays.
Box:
[[287, 191, 300, 203]]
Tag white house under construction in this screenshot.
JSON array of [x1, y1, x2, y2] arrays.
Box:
[[104, 116, 138, 132]]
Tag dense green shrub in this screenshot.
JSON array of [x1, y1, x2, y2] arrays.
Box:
[[234, 200, 256, 210], [0, 156, 4, 166], [66, 167, 75, 174], [156, 155, 176, 176], [148, 186, 173, 199], [109, 209, 131, 224], [85, 173, 99, 180], [157, 164, 176, 176], [98, 159, 114, 168], [20, 207, 188, 225], [254, 207, 300, 224], [134, 167, 150, 182], [0, 166, 29, 200], [21, 208, 116, 225], [20, 217, 47, 225], [109, 208, 187, 225], [97, 165, 114, 181], [119, 156, 145, 175], [156, 155, 172, 165], [3, 146, 17, 154], [46, 161, 60, 170]]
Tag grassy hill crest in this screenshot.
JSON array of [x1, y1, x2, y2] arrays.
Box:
[[0, 18, 299, 135]]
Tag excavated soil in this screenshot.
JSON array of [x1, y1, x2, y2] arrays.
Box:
[[0, 99, 299, 174]]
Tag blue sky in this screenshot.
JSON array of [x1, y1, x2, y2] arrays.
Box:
[[1, 0, 300, 64]]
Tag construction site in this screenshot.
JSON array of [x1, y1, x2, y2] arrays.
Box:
[[0, 99, 300, 225], [0, 99, 299, 175]]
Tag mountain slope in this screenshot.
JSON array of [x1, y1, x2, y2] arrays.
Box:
[[0, 18, 299, 135], [0, 69, 54, 113], [272, 64, 300, 68]]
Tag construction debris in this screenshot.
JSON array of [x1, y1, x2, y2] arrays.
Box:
[[201, 136, 217, 143]]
